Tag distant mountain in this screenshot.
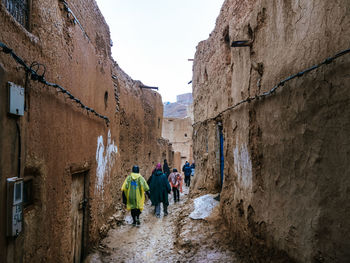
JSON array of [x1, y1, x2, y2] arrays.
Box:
[[164, 93, 193, 118]]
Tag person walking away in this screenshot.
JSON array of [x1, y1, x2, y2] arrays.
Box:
[[149, 164, 171, 217], [183, 162, 192, 187], [182, 161, 189, 173], [147, 163, 162, 205], [146, 163, 162, 206], [148, 163, 161, 186], [182, 161, 189, 185], [168, 168, 182, 203], [190, 162, 195, 177], [121, 165, 149, 226], [163, 159, 171, 177]]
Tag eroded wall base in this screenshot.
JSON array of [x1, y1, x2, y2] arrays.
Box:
[[192, 0, 350, 261]]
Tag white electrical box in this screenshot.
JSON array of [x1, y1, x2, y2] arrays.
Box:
[[7, 177, 23, 237], [8, 82, 25, 116]]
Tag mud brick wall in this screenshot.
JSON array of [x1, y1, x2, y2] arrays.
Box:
[[192, 0, 350, 262], [0, 0, 172, 262], [113, 63, 173, 182]]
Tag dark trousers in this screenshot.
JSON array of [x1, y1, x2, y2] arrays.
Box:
[[172, 187, 180, 202], [131, 209, 141, 223], [185, 175, 191, 187], [155, 203, 168, 216]]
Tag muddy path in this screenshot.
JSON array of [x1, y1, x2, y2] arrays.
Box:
[[85, 187, 242, 263]]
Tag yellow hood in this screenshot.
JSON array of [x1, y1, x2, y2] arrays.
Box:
[[130, 172, 141, 180], [121, 172, 149, 211]]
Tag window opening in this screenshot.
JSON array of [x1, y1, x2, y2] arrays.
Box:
[[2, 0, 29, 28], [223, 25, 230, 45], [23, 177, 33, 207], [104, 91, 108, 109]]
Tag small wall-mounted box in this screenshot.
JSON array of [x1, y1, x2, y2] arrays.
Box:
[[7, 177, 23, 237], [8, 82, 25, 116]]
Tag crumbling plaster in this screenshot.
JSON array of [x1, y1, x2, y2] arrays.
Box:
[[0, 0, 173, 262], [192, 0, 350, 262]]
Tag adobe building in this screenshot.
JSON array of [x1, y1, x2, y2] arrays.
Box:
[[162, 117, 193, 170], [0, 0, 173, 262], [192, 0, 350, 262], [162, 93, 194, 170]]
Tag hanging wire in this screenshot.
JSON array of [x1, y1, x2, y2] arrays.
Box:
[[0, 41, 110, 125], [192, 47, 350, 127], [60, 0, 90, 42]]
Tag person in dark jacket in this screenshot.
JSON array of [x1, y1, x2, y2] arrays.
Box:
[[182, 161, 192, 187], [147, 163, 161, 186], [163, 159, 170, 177], [147, 163, 161, 204], [149, 163, 171, 218]]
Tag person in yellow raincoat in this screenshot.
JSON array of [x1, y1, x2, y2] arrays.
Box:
[[121, 165, 149, 226]]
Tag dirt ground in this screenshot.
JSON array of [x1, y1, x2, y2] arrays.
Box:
[[85, 187, 243, 263]]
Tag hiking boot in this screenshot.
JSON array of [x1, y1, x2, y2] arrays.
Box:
[[156, 214, 160, 218], [132, 215, 136, 226], [164, 211, 168, 216], [136, 219, 140, 226]]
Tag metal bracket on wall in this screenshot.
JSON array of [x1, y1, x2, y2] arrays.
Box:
[[139, 85, 158, 90], [231, 40, 253, 47]]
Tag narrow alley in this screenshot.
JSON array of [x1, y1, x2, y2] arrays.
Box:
[[1, 0, 350, 262], [85, 187, 240, 263]]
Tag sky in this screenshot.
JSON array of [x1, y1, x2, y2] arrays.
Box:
[[95, 0, 225, 103]]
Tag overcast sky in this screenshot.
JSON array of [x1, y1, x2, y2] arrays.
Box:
[[95, 0, 224, 102]]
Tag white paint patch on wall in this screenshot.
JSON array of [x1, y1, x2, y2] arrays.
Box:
[[96, 130, 118, 194], [233, 142, 253, 192]]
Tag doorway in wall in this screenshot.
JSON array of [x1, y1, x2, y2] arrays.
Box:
[[71, 171, 88, 263]]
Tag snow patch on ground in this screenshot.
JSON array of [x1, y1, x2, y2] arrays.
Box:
[[189, 194, 219, 220]]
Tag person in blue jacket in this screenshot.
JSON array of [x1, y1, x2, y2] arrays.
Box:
[[182, 161, 192, 187]]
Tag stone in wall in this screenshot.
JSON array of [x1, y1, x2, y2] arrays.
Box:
[[192, 0, 350, 262]]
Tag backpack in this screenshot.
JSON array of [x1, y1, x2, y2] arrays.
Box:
[[174, 173, 182, 185]]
